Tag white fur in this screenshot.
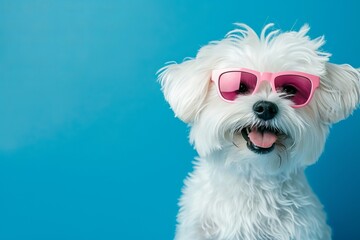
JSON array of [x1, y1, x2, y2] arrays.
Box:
[[158, 24, 360, 240]]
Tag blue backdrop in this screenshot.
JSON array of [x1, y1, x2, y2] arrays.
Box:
[[0, 0, 359, 239]]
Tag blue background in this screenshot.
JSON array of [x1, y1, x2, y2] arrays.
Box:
[[0, 0, 359, 239]]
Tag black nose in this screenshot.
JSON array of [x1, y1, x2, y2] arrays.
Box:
[[253, 101, 278, 120]]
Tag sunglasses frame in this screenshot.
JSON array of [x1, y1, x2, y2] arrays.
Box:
[[211, 68, 320, 108]]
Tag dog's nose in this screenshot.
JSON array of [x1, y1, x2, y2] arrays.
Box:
[[253, 101, 278, 120]]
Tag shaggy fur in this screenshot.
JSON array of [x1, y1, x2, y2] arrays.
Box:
[[158, 24, 360, 240]]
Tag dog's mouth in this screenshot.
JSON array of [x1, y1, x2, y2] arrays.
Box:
[[240, 126, 284, 154]]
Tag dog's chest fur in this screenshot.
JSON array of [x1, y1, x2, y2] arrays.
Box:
[[175, 159, 331, 240]]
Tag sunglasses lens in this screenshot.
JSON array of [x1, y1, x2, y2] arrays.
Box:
[[274, 75, 312, 106], [218, 71, 257, 101]]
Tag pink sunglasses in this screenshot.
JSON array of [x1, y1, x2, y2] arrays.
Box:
[[211, 68, 320, 108]]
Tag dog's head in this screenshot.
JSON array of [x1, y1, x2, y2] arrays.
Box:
[[158, 24, 360, 176]]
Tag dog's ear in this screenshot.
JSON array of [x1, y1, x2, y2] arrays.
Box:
[[158, 59, 210, 123], [317, 62, 360, 124]]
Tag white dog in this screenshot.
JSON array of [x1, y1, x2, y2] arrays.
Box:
[[158, 24, 360, 240]]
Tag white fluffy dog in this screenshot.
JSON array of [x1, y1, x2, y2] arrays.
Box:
[[158, 24, 360, 240]]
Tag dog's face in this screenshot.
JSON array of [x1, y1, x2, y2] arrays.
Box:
[[159, 24, 360, 176]]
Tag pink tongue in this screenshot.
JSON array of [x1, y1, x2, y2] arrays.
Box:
[[248, 129, 277, 148]]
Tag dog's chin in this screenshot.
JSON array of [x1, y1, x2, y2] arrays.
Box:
[[237, 126, 286, 155]]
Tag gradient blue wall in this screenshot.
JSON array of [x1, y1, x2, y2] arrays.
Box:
[[0, 0, 359, 239]]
